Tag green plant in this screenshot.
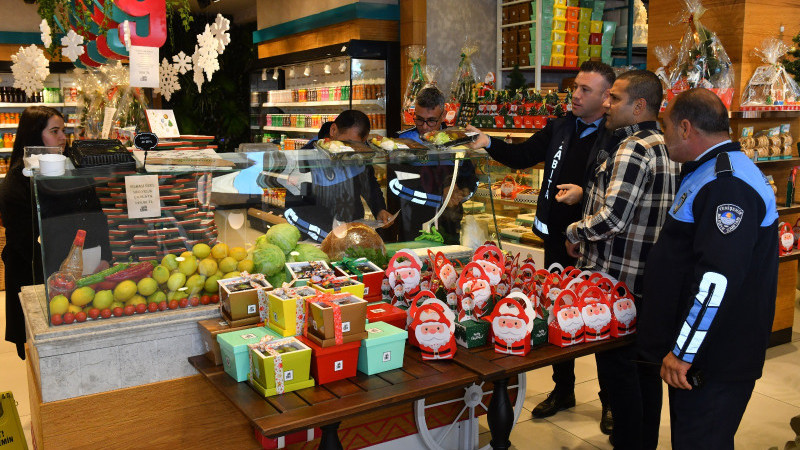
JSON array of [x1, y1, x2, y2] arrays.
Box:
[[507, 65, 526, 97], [782, 32, 800, 84]]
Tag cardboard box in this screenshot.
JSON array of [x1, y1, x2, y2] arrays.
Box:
[[284, 261, 334, 287], [550, 54, 566, 67], [566, 6, 580, 20], [249, 337, 313, 396], [502, 5, 510, 24], [509, 3, 519, 23], [518, 42, 531, 57], [590, 44, 602, 58], [565, 55, 579, 68], [566, 19, 579, 33], [304, 330, 368, 348], [220, 306, 261, 327], [505, 43, 518, 57], [358, 322, 408, 375], [307, 294, 368, 341], [366, 301, 408, 330], [299, 335, 361, 384], [311, 276, 365, 298], [454, 319, 490, 348], [552, 41, 566, 55], [589, 33, 602, 46], [219, 276, 272, 321], [267, 286, 318, 337], [519, 2, 531, 18], [579, 6, 593, 21], [218, 326, 281, 382], [331, 258, 384, 299], [198, 318, 259, 366], [519, 28, 531, 43]]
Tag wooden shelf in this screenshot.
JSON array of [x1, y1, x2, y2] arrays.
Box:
[[755, 157, 800, 166], [0, 102, 76, 108], [261, 99, 383, 108], [501, 20, 535, 28], [779, 250, 800, 262], [778, 203, 800, 215], [730, 110, 800, 119], [501, 66, 580, 72]]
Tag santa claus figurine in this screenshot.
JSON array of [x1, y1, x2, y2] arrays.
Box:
[[579, 286, 612, 342], [385, 250, 423, 310], [548, 290, 585, 347], [471, 244, 505, 289], [484, 295, 534, 356], [457, 262, 494, 321], [610, 282, 637, 337], [411, 303, 456, 360], [428, 250, 459, 311], [407, 290, 456, 347]]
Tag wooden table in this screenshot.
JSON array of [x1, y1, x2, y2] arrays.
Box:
[[452, 337, 635, 450], [189, 345, 479, 450]]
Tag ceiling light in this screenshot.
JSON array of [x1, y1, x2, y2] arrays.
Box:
[[288, 66, 295, 77], [261, 68, 266, 81], [304, 66, 311, 77], [273, 68, 279, 80], [324, 63, 331, 74], [338, 61, 346, 73]]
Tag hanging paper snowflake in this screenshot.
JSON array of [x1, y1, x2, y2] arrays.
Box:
[[11, 45, 50, 97], [195, 25, 220, 81], [156, 58, 180, 102], [210, 14, 231, 54], [40, 19, 52, 48], [61, 29, 85, 62], [172, 51, 192, 74], [191, 46, 205, 93], [197, 25, 217, 53]]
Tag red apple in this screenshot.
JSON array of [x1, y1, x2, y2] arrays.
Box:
[[100, 308, 112, 319], [168, 300, 179, 310], [75, 312, 87, 323], [112, 307, 124, 317], [135, 303, 147, 314], [51, 314, 63, 326], [88, 308, 100, 320], [63, 312, 75, 324]]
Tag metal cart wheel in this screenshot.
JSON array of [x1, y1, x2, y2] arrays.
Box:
[[414, 373, 527, 450]]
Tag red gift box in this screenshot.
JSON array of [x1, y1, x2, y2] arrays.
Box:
[[513, 116, 525, 128], [494, 115, 506, 128], [589, 33, 602, 45], [444, 102, 459, 127], [367, 302, 408, 330], [609, 282, 637, 337], [533, 116, 548, 129], [298, 335, 361, 384], [579, 286, 612, 342], [523, 116, 535, 128], [548, 290, 585, 347]]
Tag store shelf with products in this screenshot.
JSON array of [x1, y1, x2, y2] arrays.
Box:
[[262, 99, 384, 108], [263, 125, 387, 136]]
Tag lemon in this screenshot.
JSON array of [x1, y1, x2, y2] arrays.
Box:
[[192, 243, 212, 259], [211, 243, 229, 260], [113, 280, 137, 302], [49, 295, 69, 315], [229, 247, 247, 261]]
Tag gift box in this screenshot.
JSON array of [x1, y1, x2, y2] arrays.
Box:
[[578, 33, 590, 46], [484, 295, 534, 356], [565, 44, 578, 56], [552, 17, 567, 31], [610, 284, 637, 337], [298, 335, 361, 384], [454, 319, 490, 348], [565, 55, 579, 68], [548, 291, 585, 347], [579, 287, 612, 342], [552, 41, 566, 55], [565, 32, 579, 45], [267, 286, 318, 337], [366, 301, 408, 330], [551, 29, 567, 43], [332, 258, 384, 299], [358, 322, 408, 375], [285, 261, 334, 286], [553, 5, 567, 18], [249, 337, 314, 397], [589, 33, 602, 46], [565, 6, 579, 20], [198, 318, 259, 366], [220, 275, 272, 321], [590, 20, 603, 33], [532, 308, 550, 346], [579, 6, 592, 21], [218, 326, 281, 382], [311, 276, 366, 299], [306, 294, 368, 343], [550, 54, 566, 66]]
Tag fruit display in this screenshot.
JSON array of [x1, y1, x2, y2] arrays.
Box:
[[250, 224, 335, 287], [47, 241, 252, 326]]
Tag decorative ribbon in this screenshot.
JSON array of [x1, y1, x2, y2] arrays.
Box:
[[304, 293, 348, 345], [229, 271, 270, 321], [264, 346, 285, 394], [415, 226, 444, 243], [339, 256, 365, 282], [410, 57, 423, 81]]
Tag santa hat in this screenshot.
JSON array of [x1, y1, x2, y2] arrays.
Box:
[[473, 244, 505, 269], [387, 250, 422, 274]]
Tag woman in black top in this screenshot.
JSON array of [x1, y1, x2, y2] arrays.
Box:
[[0, 106, 67, 359]]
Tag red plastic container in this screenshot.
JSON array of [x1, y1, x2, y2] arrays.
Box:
[[367, 302, 408, 330], [298, 335, 361, 384], [589, 33, 602, 46]]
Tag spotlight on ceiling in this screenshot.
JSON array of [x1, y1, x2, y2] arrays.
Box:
[[273, 68, 280, 80], [288, 66, 295, 77], [304, 65, 311, 77]]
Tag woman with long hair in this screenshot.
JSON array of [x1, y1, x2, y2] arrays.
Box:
[[0, 106, 66, 359]]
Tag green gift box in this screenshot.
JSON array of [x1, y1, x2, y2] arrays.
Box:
[[531, 309, 550, 346], [455, 319, 490, 348], [218, 326, 282, 382]]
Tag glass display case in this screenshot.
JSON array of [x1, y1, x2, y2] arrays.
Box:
[[31, 146, 502, 326]]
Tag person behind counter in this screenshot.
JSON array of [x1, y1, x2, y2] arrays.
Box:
[[392, 87, 479, 243], [284, 110, 390, 241], [0, 106, 66, 359]]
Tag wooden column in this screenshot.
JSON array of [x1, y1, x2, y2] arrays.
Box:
[[399, 0, 427, 107]]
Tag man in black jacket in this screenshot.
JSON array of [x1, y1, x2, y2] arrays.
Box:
[[468, 61, 615, 430], [639, 88, 778, 449]]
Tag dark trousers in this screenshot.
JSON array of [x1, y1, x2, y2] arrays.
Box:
[[669, 379, 755, 450], [596, 344, 663, 449]]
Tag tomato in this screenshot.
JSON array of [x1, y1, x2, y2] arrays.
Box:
[[51, 314, 63, 326], [112, 307, 124, 317], [168, 300, 179, 310], [88, 308, 100, 319], [210, 294, 220, 304], [147, 302, 159, 313], [189, 297, 200, 307], [179, 298, 189, 308], [135, 303, 147, 314], [158, 301, 168, 311], [100, 308, 112, 319], [75, 312, 87, 323], [200, 296, 211, 305], [63, 312, 75, 324]]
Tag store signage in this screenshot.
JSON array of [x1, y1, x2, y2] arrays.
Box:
[[124, 175, 161, 219], [134, 132, 159, 151], [129, 45, 160, 88]]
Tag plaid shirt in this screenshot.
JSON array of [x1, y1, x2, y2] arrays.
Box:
[[565, 121, 680, 297]]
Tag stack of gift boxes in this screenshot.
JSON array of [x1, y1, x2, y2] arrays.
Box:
[[503, 0, 615, 69]]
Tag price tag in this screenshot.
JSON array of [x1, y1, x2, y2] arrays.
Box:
[[124, 175, 161, 219], [129, 45, 160, 88], [134, 132, 159, 151], [101, 107, 117, 139]]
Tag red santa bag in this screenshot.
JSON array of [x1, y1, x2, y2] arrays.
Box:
[[407, 290, 453, 348], [483, 295, 533, 356], [579, 286, 612, 342], [609, 282, 637, 337], [540, 272, 563, 310], [548, 290, 585, 347], [410, 302, 456, 360]]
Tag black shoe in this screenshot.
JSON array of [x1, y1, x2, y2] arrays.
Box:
[[531, 390, 576, 418], [600, 401, 613, 435]]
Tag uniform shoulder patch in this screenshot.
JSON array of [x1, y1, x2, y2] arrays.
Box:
[[716, 204, 743, 234]]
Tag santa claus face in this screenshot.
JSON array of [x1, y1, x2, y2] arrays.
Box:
[[439, 264, 457, 289], [475, 260, 502, 285], [545, 287, 562, 306], [461, 296, 475, 312], [613, 298, 636, 326], [446, 291, 457, 307], [395, 267, 421, 293], [416, 321, 451, 351], [557, 306, 583, 337], [500, 181, 514, 197], [467, 279, 492, 307], [381, 278, 391, 292], [493, 315, 527, 344], [581, 303, 611, 332], [496, 281, 509, 297]]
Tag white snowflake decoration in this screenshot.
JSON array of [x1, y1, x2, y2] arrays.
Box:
[[197, 25, 216, 52], [61, 29, 85, 62], [191, 46, 205, 93], [40, 20, 52, 48], [172, 51, 192, 74], [11, 45, 50, 97], [156, 58, 180, 102], [210, 14, 231, 54], [195, 25, 220, 81]]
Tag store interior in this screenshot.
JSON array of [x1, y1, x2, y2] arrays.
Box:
[[0, 0, 798, 449]]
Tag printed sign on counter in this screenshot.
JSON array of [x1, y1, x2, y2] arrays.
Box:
[[124, 175, 161, 219]]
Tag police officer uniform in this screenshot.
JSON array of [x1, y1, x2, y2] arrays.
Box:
[[639, 141, 778, 449]]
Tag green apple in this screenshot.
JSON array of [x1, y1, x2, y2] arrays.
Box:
[[204, 275, 222, 294], [186, 274, 206, 295], [152, 266, 170, 285], [147, 291, 166, 304], [167, 273, 187, 292], [93, 290, 114, 310]]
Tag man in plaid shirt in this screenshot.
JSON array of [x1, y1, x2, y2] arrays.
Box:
[[562, 70, 680, 449]]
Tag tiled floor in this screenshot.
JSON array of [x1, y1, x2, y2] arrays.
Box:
[[2, 291, 800, 449]]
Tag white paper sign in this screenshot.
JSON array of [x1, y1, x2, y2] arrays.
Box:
[[129, 45, 159, 88], [101, 107, 117, 139], [124, 175, 161, 219], [146, 109, 181, 138]]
